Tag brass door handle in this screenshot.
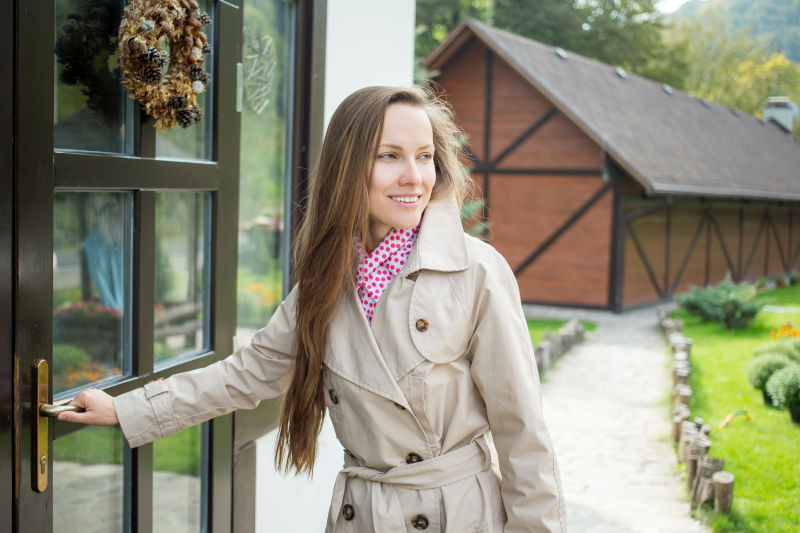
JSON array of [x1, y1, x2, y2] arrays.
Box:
[[39, 403, 84, 417]]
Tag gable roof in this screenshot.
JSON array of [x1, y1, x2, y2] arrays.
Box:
[[423, 19, 800, 202]]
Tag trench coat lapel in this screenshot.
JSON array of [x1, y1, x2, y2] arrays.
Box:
[[323, 193, 469, 407], [325, 289, 410, 407]]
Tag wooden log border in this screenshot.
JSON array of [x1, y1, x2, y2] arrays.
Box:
[[658, 310, 735, 519]]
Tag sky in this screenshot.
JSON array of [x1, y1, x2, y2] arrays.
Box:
[[657, 0, 692, 13]]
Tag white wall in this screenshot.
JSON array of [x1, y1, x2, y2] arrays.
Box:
[[254, 2, 416, 531]]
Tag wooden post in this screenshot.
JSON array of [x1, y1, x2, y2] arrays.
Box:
[[691, 456, 725, 508], [712, 471, 735, 514]]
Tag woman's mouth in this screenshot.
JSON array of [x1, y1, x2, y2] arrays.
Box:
[[389, 195, 421, 206]]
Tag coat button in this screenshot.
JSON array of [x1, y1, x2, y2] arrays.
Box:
[[411, 514, 429, 529], [393, 402, 406, 410], [415, 319, 429, 332], [342, 504, 354, 521], [328, 388, 338, 405], [405, 452, 423, 464]]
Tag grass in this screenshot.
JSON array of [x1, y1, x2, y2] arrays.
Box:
[[672, 284, 800, 533], [56, 423, 202, 476], [526, 318, 597, 346]]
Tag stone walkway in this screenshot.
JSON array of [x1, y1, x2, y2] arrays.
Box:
[[523, 304, 709, 533]]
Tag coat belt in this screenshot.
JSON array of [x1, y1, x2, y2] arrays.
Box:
[[325, 435, 492, 533]]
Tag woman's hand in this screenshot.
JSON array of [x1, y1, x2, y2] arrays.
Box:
[[57, 389, 119, 426]]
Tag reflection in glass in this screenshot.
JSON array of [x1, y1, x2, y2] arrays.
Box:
[[54, 0, 131, 153], [53, 192, 131, 395], [236, 0, 293, 341], [153, 424, 205, 533], [154, 192, 209, 362], [54, 425, 126, 533], [156, 0, 214, 160]]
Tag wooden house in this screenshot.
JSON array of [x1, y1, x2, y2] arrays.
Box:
[[423, 19, 800, 311]]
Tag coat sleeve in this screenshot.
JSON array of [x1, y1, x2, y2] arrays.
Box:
[[113, 285, 298, 448], [467, 252, 567, 533]]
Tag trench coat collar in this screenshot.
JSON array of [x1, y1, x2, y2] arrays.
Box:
[[400, 193, 469, 275], [323, 194, 469, 407]]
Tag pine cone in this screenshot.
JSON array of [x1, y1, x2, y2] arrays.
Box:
[[145, 47, 168, 67], [141, 64, 162, 84], [176, 105, 202, 127], [201, 42, 212, 56], [197, 11, 212, 26], [168, 94, 188, 109], [188, 64, 204, 81]]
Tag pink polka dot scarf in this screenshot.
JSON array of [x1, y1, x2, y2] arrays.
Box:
[[355, 226, 419, 322]]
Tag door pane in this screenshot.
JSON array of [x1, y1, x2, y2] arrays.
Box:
[[53, 192, 131, 395], [237, 0, 293, 339], [155, 0, 214, 161], [53, 425, 127, 533], [54, 0, 132, 153], [153, 425, 206, 533], [154, 192, 210, 363]]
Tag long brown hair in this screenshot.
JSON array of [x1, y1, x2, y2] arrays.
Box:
[[275, 86, 469, 474]]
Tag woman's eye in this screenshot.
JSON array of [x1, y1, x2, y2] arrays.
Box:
[[378, 153, 397, 160], [418, 153, 433, 161]]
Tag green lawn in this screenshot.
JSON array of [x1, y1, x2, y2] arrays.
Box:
[[526, 318, 597, 346], [672, 284, 800, 532]]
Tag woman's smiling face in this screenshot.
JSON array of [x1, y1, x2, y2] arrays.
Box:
[[366, 103, 436, 249]]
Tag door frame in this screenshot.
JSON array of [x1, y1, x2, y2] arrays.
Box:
[[10, 0, 243, 531]]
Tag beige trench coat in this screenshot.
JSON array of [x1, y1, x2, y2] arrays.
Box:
[[113, 194, 567, 533]]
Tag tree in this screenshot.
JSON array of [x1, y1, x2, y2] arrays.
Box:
[[416, 0, 687, 87], [667, 14, 800, 137]]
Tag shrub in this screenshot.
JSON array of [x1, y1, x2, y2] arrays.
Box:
[[766, 364, 800, 410], [754, 340, 800, 363], [675, 274, 759, 329], [52, 343, 91, 375], [747, 353, 794, 392]]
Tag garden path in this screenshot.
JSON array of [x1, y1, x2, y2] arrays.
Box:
[[523, 303, 709, 533]]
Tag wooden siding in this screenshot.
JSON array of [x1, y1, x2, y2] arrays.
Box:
[[621, 199, 800, 309], [436, 37, 487, 162], [489, 175, 611, 306], [436, 40, 612, 306]]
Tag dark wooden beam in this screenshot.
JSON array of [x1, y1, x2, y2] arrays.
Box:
[[608, 164, 624, 312], [738, 206, 744, 278], [668, 214, 706, 294], [489, 107, 557, 168], [664, 204, 671, 292], [623, 202, 668, 223], [514, 182, 611, 276], [472, 167, 603, 176], [705, 207, 712, 285], [709, 209, 737, 280], [766, 210, 789, 273], [626, 222, 663, 297], [742, 210, 767, 279], [481, 48, 493, 238]]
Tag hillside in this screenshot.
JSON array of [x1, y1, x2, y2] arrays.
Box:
[[674, 0, 800, 62]]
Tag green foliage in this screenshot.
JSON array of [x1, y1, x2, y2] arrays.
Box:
[[526, 318, 597, 346], [52, 343, 91, 376], [746, 353, 793, 391], [766, 364, 800, 410], [753, 339, 800, 363], [675, 275, 759, 329], [664, 6, 800, 138], [460, 198, 488, 237], [670, 288, 800, 532], [415, 0, 687, 85]]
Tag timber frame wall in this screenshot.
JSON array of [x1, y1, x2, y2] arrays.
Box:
[[435, 37, 800, 312]]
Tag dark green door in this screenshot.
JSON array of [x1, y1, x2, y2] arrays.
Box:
[[10, 1, 244, 532]]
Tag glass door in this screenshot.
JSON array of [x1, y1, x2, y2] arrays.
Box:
[[12, 1, 243, 532]]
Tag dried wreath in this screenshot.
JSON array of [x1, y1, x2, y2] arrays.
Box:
[[118, 0, 212, 131]]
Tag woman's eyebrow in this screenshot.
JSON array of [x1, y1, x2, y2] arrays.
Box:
[[377, 143, 434, 150]]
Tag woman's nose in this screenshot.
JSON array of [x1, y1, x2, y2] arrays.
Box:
[[399, 159, 423, 184]]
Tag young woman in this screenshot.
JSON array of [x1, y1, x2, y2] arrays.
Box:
[[61, 86, 566, 532]]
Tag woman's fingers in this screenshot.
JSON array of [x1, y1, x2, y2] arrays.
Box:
[[57, 389, 119, 426]]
